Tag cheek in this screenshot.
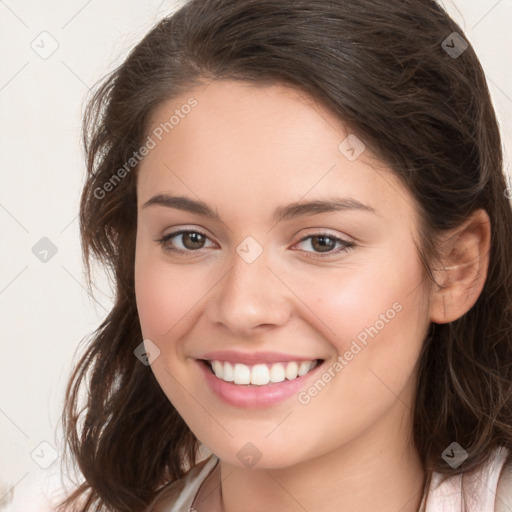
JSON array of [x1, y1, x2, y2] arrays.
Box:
[[134, 244, 216, 344], [297, 242, 430, 418], [283, 253, 428, 449], [319, 245, 429, 397], [135, 258, 169, 339], [134, 240, 182, 340], [305, 249, 426, 351], [135, 264, 192, 342]]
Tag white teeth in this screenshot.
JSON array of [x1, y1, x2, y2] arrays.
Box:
[[269, 363, 286, 383], [250, 364, 269, 385], [223, 361, 234, 382], [285, 361, 299, 380], [212, 360, 223, 378], [298, 361, 311, 376], [233, 363, 251, 385], [209, 359, 318, 386]]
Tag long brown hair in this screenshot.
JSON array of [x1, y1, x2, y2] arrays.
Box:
[[58, 0, 512, 510]]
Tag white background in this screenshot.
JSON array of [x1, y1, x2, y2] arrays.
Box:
[[1, 0, 511, 507]]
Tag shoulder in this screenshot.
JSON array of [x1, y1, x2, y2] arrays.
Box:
[[471, 445, 512, 512], [426, 446, 511, 512], [495, 452, 512, 512], [145, 454, 219, 512]]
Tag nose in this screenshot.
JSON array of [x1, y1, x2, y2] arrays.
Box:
[[206, 242, 292, 336]]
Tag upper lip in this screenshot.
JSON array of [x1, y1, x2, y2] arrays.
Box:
[[198, 350, 322, 365]]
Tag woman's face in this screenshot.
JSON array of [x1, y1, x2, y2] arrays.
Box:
[[135, 80, 432, 469]]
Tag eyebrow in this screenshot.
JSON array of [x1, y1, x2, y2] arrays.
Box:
[[142, 194, 377, 223]]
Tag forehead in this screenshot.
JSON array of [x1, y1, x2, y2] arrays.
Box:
[[137, 80, 416, 227]]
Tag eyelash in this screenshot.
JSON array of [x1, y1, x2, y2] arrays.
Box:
[[155, 229, 356, 259]]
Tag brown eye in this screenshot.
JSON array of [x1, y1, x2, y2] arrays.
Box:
[[156, 230, 214, 254], [294, 233, 355, 259], [180, 231, 206, 250], [310, 235, 337, 253]]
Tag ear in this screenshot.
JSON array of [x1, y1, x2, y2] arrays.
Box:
[[429, 209, 491, 324]]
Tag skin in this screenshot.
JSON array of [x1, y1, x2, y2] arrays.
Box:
[[134, 80, 491, 512]]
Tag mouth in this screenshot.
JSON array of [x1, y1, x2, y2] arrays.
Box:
[[199, 358, 324, 386]]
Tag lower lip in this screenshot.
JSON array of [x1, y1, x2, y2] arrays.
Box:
[[197, 360, 324, 408]]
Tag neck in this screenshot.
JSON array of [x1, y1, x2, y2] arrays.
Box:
[[195, 401, 426, 512]]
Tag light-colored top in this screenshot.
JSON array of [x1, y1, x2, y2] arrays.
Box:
[[423, 446, 512, 511], [148, 446, 512, 512]]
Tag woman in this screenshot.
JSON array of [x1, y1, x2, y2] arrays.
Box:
[[57, 0, 512, 510]]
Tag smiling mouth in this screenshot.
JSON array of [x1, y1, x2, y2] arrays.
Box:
[[200, 359, 324, 386]]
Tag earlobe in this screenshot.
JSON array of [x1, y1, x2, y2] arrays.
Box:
[[429, 209, 491, 324]]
